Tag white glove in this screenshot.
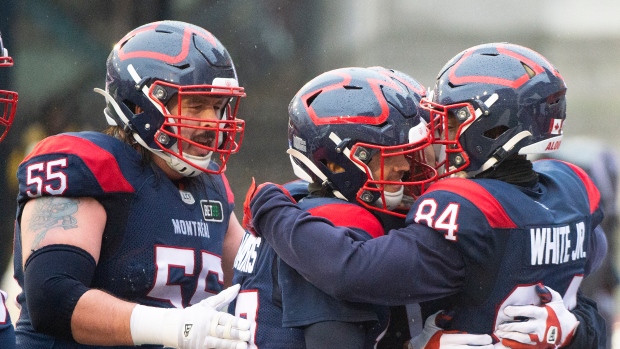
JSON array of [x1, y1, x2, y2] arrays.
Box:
[[130, 284, 251, 349], [408, 311, 493, 349], [495, 284, 579, 349]]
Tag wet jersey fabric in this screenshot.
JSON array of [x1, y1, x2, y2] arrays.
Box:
[[231, 180, 390, 348], [251, 160, 606, 336], [411, 159, 604, 334], [13, 132, 234, 349], [280, 195, 389, 348], [230, 181, 307, 349], [0, 290, 15, 349]]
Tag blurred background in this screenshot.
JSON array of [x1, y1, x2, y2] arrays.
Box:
[[1, 0, 619, 346]]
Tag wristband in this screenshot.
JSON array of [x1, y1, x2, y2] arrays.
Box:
[[130, 304, 180, 348]]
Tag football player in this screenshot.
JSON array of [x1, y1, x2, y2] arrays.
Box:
[[0, 31, 17, 349], [246, 43, 607, 348], [13, 21, 250, 348], [231, 66, 436, 349]]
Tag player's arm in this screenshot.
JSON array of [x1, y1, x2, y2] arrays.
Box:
[[0, 290, 15, 349], [249, 184, 464, 305], [223, 212, 245, 287], [20, 196, 250, 348], [561, 292, 606, 349], [19, 196, 129, 344], [584, 225, 607, 276]]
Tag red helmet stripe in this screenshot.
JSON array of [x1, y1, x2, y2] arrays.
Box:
[[302, 71, 403, 126], [448, 44, 559, 89], [117, 22, 218, 64]]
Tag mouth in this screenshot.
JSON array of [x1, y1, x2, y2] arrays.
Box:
[[183, 131, 216, 156], [192, 131, 216, 146]]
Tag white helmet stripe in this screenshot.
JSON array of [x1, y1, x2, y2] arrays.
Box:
[[328, 132, 365, 172], [287, 148, 347, 200], [127, 63, 166, 115]]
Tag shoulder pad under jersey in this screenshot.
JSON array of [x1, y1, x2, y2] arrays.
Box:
[[415, 177, 518, 229], [534, 159, 601, 214], [300, 197, 384, 239], [17, 132, 137, 202]]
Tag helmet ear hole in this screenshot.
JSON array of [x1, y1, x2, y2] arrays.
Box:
[[305, 91, 321, 106], [484, 125, 509, 140], [522, 62, 536, 78], [324, 161, 346, 174]]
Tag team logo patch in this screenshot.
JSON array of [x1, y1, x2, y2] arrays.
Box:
[[180, 189, 195, 204], [184, 323, 193, 338], [201, 200, 224, 222]]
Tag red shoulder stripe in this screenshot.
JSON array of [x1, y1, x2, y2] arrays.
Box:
[[556, 160, 600, 214], [307, 203, 384, 238], [24, 134, 135, 193], [221, 173, 234, 204], [426, 178, 517, 229]]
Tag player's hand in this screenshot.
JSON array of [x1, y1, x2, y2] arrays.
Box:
[[408, 311, 493, 349], [242, 178, 296, 236], [495, 284, 579, 349], [131, 284, 251, 349], [179, 284, 250, 349]]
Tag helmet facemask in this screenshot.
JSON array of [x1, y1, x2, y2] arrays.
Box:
[[0, 49, 16, 143], [350, 122, 438, 218], [147, 80, 245, 176], [421, 98, 477, 179]]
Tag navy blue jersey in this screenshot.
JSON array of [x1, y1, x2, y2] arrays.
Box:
[[409, 159, 604, 334], [231, 231, 305, 349], [251, 160, 606, 340], [280, 195, 389, 348], [13, 132, 235, 349], [0, 290, 15, 349], [232, 180, 390, 348], [230, 181, 308, 349]]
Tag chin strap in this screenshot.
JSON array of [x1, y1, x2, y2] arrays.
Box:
[[373, 185, 404, 211], [467, 130, 532, 177], [287, 148, 347, 200]]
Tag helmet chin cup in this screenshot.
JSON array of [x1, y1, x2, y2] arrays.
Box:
[[159, 141, 214, 177], [373, 186, 404, 211]]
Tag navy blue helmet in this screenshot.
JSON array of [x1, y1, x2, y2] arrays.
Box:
[[287, 66, 436, 217], [96, 20, 245, 176], [422, 42, 567, 178]]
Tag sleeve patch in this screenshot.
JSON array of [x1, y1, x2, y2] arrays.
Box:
[[307, 203, 384, 238], [23, 134, 134, 193], [426, 178, 517, 229]]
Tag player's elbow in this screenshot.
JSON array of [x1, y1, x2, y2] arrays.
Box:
[[24, 245, 95, 339]]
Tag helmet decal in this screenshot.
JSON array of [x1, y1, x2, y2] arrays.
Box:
[[117, 22, 219, 64], [448, 43, 563, 89], [301, 70, 406, 126]]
